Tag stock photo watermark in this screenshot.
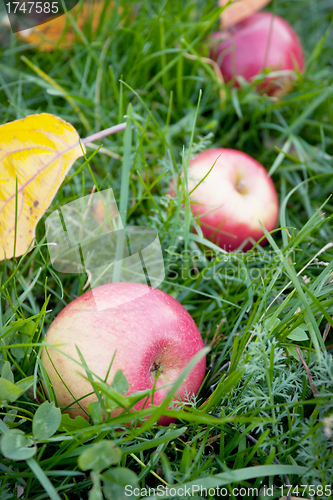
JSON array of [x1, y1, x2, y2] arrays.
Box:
[[45, 188, 298, 308], [45, 188, 165, 310], [3, 0, 78, 32], [124, 483, 333, 498], [165, 246, 298, 284]]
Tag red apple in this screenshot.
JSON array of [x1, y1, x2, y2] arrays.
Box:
[[41, 282, 206, 425], [184, 148, 279, 251], [210, 12, 304, 94]]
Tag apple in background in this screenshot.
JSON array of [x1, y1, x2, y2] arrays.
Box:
[[41, 282, 206, 425], [210, 12, 305, 95], [184, 148, 279, 251]]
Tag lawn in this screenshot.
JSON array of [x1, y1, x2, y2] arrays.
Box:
[[0, 0, 333, 499]]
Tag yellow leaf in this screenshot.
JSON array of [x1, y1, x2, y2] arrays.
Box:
[[0, 113, 85, 261], [15, 1, 121, 52], [219, 0, 272, 28]]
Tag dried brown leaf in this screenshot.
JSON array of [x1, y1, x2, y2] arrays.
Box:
[[219, 0, 272, 28], [15, 1, 120, 51]]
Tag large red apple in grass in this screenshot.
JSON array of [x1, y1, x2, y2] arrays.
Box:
[[41, 282, 206, 425], [210, 12, 304, 95], [185, 148, 279, 251]]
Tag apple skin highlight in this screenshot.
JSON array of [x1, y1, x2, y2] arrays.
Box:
[[41, 282, 206, 425], [210, 12, 304, 94], [186, 148, 279, 251]]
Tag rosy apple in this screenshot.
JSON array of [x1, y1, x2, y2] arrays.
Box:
[[183, 148, 279, 251], [41, 282, 206, 425], [210, 12, 304, 95]]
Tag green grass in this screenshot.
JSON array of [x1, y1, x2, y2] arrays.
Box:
[[1, 0, 333, 498]]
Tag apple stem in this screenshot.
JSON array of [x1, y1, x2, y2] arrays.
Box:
[[235, 178, 247, 195], [82, 122, 127, 145], [151, 361, 162, 375]]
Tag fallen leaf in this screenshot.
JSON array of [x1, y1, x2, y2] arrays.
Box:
[[219, 0, 272, 28], [15, 1, 120, 51], [0, 113, 85, 261]]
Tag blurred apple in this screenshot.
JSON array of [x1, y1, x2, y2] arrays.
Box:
[[41, 282, 206, 425], [184, 148, 279, 251], [210, 12, 304, 95]]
